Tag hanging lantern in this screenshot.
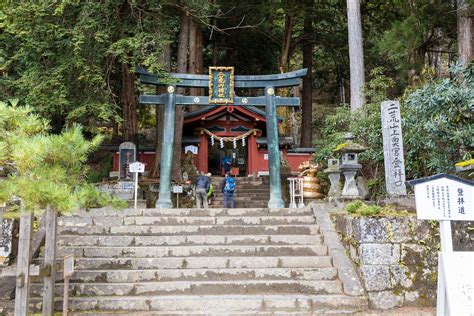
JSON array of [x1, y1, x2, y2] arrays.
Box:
[[233, 138, 237, 149], [211, 135, 215, 146], [242, 137, 246, 147], [220, 138, 224, 148]]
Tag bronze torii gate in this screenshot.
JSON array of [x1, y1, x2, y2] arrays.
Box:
[[137, 67, 307, 209]]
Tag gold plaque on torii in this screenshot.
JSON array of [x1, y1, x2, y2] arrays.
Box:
[[209, 66, 234, 104]]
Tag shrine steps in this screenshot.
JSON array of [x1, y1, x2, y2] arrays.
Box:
[[210, 176, 270, 208], [27, 206, 368, 314]]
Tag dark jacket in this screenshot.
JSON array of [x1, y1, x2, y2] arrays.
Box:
[[195, 175, 210, 192]]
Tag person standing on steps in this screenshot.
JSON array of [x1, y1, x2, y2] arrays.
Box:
[[222, 156, 231, 175], [206, 173, 214, 205], [221, 172, 235, 208], [195, 171, 210, 209]]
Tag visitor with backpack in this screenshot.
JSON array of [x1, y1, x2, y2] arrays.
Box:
[[206, 173, 214, 205], [221, 172, 235, 208], [195, 171, 210, 209]]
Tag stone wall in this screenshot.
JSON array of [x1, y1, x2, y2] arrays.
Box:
[[334, 213, 440, 309]]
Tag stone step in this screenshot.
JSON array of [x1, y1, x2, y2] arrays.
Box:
[[29, 294, 368, 313], [58, 224, 320, 236], [57, 245, 328, 258], [57, 234, 324, 247], [59, 215, 316, 227], [210, 197, 270, 202], [58, 267, 338, 283], [41, 256, 333, 270], [31, 280, 343, 297], [73, 207, 313, 218]]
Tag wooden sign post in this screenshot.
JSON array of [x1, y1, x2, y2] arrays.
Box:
[[62, 255, 74, 316], [14, 211, 34, 316], [172, 185, 183, 208], [129, 162, 145, 209], [408, 173, 473, 316]]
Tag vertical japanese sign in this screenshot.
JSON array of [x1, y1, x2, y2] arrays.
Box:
[[209, 66, 234, 104], [381, 101, 407, 195], [118, 142, 137, 181]]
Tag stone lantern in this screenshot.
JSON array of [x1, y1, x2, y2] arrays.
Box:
[[324, 159, 341, 198], [336, 133, 366, 198]]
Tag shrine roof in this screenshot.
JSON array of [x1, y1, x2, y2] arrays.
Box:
[[183, 105, 282, 123]]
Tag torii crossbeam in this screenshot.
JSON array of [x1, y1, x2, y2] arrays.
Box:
[[137, 67, 307, 209]]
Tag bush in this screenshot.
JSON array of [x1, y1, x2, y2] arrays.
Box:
[[314, 65, 473, 197], [346, 200, 364, 214]]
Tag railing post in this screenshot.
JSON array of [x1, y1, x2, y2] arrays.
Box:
[[15, 210, 34, 316], [42, 208, 58, 315], [265, 86, 285, 208], [156, 86, 176, 208]]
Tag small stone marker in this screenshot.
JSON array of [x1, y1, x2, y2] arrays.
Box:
[[381, 101, 407, 196], [119, 142, 137, 181], [408, 174, 473, 316]]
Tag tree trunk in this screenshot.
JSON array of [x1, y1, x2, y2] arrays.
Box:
[[279, 13, 293, 73], [457, 0, 473, 65], [121, 63, 138, 144], [189, 18, 204, 111], [300, 0, 313, 148], [172, 11, 191, 182], [151, 45, 171, 178], [347, 0, 365, 112]]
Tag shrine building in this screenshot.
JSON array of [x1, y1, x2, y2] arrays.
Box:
[[112, 104, 313, 176]]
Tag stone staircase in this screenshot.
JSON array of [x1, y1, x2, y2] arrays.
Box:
[[26, 206, 367, 315], [209, 176, 269, 208]]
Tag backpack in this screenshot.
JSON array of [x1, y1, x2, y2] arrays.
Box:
[[224, 177, 235, 193]]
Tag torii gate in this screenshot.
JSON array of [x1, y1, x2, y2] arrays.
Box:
[[137, 66, 307, 209]]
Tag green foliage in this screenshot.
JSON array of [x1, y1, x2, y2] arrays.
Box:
[[402, 64, 473, 177], [0, 101, 125, 214], [345, 201, 412, 217], [314, 68, 392, 188], [346, 200, 363, 214], [314, 65, 472, 196], [0, 1, 178, 131]]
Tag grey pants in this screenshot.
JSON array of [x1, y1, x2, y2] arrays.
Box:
[[195, 188, 209, 209], [223, 192, 234, 208]]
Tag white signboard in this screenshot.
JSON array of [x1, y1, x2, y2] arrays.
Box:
[[185, 145, 198, 155], [264, 154, 268, 160], [172, 185, 183, 193], [440, 252, 474, 315], [381, 101, 407, 195], [411, 175, 473, 221], [129, 162, 145, 173]]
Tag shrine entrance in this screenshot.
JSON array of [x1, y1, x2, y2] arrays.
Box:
[[207, 142, 247, 176], [138, 66, 307, 209]]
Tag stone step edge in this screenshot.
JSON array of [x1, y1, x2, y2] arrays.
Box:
[[27, 294, 368, 313], [36, 255, 334, 262], [55, 267, 338, 273], [58, 245, 326, 250], [57, 233, 323, 239]]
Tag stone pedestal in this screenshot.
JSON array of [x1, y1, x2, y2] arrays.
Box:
[[327, 173, 342, 197], [341, 170, 360, 198]]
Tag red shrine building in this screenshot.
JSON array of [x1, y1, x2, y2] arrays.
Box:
[[112, 105, 313, 176]]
